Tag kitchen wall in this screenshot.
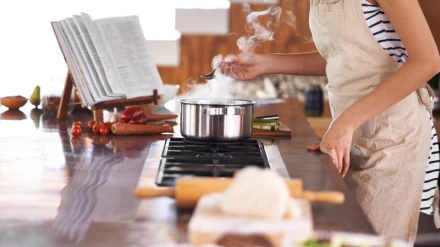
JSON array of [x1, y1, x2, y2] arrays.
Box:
[[419, 0, 440, 52]]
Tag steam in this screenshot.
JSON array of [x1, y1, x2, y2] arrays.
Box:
[[178, 4, 315, 102], [237, 3, 282, 52], [286, 11, 313, 44], [182, 76, 236, 99]]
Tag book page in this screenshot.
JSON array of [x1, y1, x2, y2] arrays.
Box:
[[94, 15, 164, 98], [61, 19, 105, 103], [68, 16, 121, 101], [52, 22, 95, 105], [80, 13, 125, 95]]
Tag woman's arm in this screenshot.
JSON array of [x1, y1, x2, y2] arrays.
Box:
[[220, 51, 326, 81], [340, 0, 440, 132], [308, 0, 440, 176], [263, 52, 327, 76]]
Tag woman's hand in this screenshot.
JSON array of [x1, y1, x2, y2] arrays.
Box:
[[219, 53, 267, 81], [306, 119, 355, 177]]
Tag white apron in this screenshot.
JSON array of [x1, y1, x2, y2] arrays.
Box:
[[309, 0, 434, 243]]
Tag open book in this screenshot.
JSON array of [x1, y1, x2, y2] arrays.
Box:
[[52, 13, 164, 106]]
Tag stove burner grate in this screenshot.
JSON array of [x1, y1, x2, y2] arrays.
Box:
[[155, 137, 269, 187]]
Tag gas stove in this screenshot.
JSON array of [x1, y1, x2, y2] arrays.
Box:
[[155, 138, 269, 186], [144, 137, 289, 187]]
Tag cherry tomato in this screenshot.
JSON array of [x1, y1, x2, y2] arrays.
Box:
[[99, 135, 111, 145], [100, 125, 110, 136], [102, 122, 112, 128], [71, 136, 83, 148], [93, 122, 103, 135], [88, 121, 96, 131], [71, 126, 82, 137], [72, 122, 82, 128]]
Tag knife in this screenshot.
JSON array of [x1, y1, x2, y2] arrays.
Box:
[[255, 115, 279, 120]]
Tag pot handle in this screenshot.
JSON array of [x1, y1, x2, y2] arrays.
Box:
[[202, 107, 245, 116]]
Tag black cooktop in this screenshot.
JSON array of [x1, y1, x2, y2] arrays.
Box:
[[155, 137, 269, 187]]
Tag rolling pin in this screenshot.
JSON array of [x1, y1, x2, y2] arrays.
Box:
[[134, 178, 345, 209]]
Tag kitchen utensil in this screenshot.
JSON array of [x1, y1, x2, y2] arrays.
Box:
[[179, 99, 255, 142], [200, 68, 218, 80], [255, 115, 279, 120], [134, 177, 345, 209]]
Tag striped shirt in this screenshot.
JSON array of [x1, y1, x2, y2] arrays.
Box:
[[362, 0, 440, 215]]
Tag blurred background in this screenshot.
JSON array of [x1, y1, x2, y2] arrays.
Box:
[[0, 0, 439, 243], [0, 0, 438, 97]]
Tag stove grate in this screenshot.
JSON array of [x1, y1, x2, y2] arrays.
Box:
[[155, 137, 269, 187]]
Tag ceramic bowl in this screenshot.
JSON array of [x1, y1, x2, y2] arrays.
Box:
[[1, 96, 28, 110]]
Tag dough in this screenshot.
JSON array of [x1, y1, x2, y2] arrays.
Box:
[[219, 167, 290, 219]]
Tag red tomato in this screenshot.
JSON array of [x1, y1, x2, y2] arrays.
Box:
[[71, 126, 82, 137], [87, 121, 96, 131], [93, 122, 103, 135], [99, 135, 111, 144], [102, 122, 112, 128], [71, 136, 83, 148], [72, 122, 82, 128], [100, 125, 110, 136]]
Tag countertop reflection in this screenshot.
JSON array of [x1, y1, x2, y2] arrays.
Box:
[[0, 105, 178, 246]]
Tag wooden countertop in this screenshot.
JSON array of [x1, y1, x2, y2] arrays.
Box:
[[0, 98, 374, 247]]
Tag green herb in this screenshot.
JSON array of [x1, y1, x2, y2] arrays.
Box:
[[301, 239, 331, 247], [252, 118, 280, 131], [253, 122, 279, 131]]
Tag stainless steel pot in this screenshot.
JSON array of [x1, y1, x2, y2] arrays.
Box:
[[179, 99, 255, 142]]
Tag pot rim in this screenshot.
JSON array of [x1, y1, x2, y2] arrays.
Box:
[[178, 98, 256, 106]]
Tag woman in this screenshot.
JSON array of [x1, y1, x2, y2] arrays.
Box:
[[219, 0, 440, 243]]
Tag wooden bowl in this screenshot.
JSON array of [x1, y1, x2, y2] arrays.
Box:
[[1, 96, 28, 110]]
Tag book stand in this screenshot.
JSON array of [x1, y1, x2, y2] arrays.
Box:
[[57, 72, 160, 122]]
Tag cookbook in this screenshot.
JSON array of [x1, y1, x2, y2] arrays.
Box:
[[52, 13, 163, 106]]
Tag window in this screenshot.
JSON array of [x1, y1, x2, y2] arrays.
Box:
[[0, 0, 228, 97]]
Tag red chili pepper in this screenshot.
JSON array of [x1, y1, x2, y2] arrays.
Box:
[[121, 106, 144, 123], [128, 114, 148, 124]]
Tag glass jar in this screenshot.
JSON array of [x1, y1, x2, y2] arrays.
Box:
[[304, 84, 324, 117]]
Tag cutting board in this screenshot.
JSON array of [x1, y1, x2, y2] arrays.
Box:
[[188, 194, 313, 247], [252, 122, 292, 138]]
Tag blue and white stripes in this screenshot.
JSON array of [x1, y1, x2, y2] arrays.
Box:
[[361, 0, 408, 64]]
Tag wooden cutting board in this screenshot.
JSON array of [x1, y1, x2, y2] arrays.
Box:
[[188, 194, 313, 247], [252, 122, 292, 138]]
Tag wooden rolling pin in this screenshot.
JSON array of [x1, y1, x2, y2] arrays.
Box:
[[134, 178, 344, 209]]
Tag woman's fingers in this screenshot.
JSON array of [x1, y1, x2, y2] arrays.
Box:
[[337, 149, 343, 173], [306, 142, 321, 150], [319, 143, 339, 170], [341, 149, 350, 177], [224, 64, 231, 77], [307, 142, 351, 177]]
